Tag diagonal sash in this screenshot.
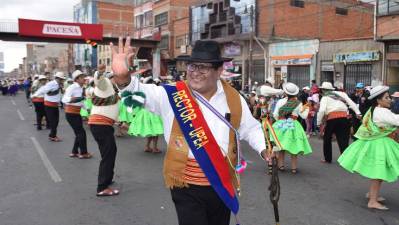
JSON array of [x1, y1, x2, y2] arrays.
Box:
[[162, 81, 239, 215]]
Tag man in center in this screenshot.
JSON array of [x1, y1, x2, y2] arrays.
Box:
[[110, 37, 269, 225]]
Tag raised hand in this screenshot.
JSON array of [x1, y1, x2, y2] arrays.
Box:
[[110, 37, 136, 80]]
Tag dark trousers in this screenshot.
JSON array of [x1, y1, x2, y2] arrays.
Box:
[[65, 113, 87, 154], [90, 125, 117, 192], [351, 117, 362, 141], [25, 90, 31, 103], [33, 102, 48, 129], [171, 185, 230, 225], [323, 117, 350, 162], [45, 106, 59, 138]]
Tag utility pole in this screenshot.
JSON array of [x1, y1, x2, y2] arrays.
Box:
[[248, 5, 254, 93]]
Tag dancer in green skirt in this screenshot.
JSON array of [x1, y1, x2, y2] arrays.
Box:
[[338, 85, 399, 210], [271, 82, 312, 174], [122, 76, 164, 153], [80, 78, 94, 119]]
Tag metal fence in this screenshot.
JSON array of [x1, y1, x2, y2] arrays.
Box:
[[288, 65, 310, 89], [344, 64, 372, 93]]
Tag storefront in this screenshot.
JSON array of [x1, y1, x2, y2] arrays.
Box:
[[385, 42, 399, 91], [333, 50, 381, 93], [318, 39, 384, 92], [268, 39, 319, 88]]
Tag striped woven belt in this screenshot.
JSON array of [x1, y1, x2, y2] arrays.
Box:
[[65, 105, 81, 114], [44, 101, 58, 108], [327, 111, 347, 120]]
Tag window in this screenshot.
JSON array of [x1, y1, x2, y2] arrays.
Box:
[[175, 35, 188, 49], [154, 12, 168, 26], [290, 0, 305, 8], [378, 0, 399, 15], [336, 7, 348, 15], [388, 44, 399, 53], [135, 15, 143, 28], [143, 11, 153, 27], [159, 35, 169, 49], [107, 58, 111, 66], [135, 11, 153, 28]]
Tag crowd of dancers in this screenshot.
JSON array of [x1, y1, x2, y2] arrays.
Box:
[[3, 45, 399, 221], [250, 79, 399, 210]]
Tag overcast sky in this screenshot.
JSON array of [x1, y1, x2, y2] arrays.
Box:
[[0, 0, 80, 72]]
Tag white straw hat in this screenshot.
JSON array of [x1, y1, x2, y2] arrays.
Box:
[[368, 85, 389, 100], [38, 75, 48, 80], [54, 72, 66, 80], [72, 70, 85, 80], [320, 82, 335, 90], [282, 82, 299, 96]]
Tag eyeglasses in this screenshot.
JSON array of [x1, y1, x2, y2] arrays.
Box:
[[187, 64, 213, 74]]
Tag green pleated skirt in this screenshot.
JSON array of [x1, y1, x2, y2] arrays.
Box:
[[270, 119, 312, 155], [338, 137, 399, 182], [128, 107, 164, 137]]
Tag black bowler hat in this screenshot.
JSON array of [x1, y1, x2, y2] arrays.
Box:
[[179, 40, 232, 63]]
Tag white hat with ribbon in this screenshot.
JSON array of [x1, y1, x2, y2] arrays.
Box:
[[368, 85, 389, 100]]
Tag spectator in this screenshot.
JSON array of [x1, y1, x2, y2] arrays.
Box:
[[392, 92, 399, 114]]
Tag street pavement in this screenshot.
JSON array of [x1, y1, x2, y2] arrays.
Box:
[[0, 93, 398, 225]]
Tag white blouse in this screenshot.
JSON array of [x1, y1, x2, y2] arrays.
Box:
[[373, 107, 399, 128]]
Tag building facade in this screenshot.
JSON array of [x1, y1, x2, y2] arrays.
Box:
[[268, 39, 319, 89], [25, 43, 71, 77], [96, 1, 135, 72], [189, 0, 374, 89], [133, 0, 194, 76], [73, 0, 98, 73], [318, 39, 384, 93], [376, 0, 399, 91]]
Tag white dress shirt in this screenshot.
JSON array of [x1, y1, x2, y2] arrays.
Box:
[[373, 107, 399, 128], [62, 83, 84, 106], [317, 91, 361, 126], [273, 97, 309, 120], [32, 80, 62, 103], [122, 78, 266, 158]]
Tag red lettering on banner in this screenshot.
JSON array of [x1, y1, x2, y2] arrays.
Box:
[[43, 24, 82, 36], [18, 18, 103, 40]]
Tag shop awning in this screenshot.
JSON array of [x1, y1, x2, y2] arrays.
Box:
[[271, 54, 313, 60], [271, 54, 313, 66]]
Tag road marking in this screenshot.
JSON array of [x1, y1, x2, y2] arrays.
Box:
[[30, 137, 62, 183], [11, 99, 16, 105], [16, 109, 25, 121]]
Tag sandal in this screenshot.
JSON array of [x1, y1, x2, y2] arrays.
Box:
[[144, 148, 152, 153], [49, 137, 62, 142], [367, 204, 389, 211], [278, 166, 285, 172], [78, 153, 93, 159], [291, 168, 298, 174], [96, 188, 120, 197], [152, 148, 162, 154], [320, 159, 331, 164], [69, 153, 79, 158]]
